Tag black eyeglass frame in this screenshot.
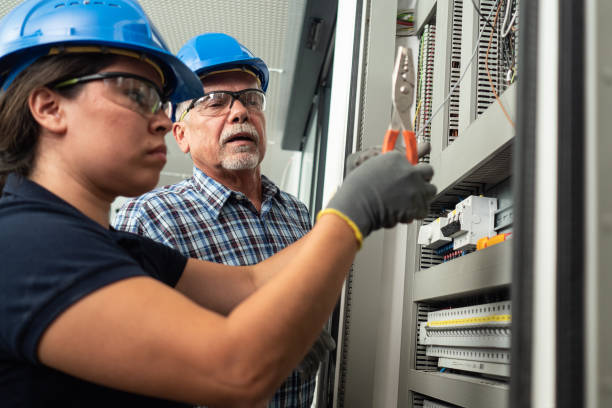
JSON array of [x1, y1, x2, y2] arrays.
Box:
[[48, 72, 169, 114], [181, 88, 266, 119]]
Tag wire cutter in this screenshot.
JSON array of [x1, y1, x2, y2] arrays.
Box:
[[382, 45, 418, 165]]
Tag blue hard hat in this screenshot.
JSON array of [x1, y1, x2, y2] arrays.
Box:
[[177, 33, 270, 92], [0, 0, 203, 104]]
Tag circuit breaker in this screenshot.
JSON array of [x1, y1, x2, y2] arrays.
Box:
[[444, 196, 497, 251], [417, 216, 452, 249], [418, 195, 498, 252]]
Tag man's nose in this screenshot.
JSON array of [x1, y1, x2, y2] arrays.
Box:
[[228, 98, 248, 123]]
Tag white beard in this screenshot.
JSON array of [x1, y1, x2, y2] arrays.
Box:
[[219, 123, 262, 170], [221, 150, 260, 170]]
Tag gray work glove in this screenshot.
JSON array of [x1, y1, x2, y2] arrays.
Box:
[[345, 141, 431, 174], [296, 329, 336, 376], [324, 150, 436, 242]]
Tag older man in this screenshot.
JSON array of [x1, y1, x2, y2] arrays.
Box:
[[113, 33, 323, 407]]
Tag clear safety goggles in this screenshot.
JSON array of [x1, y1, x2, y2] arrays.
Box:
[[179, 88, 266, 121], [50, 72, 172, 118]]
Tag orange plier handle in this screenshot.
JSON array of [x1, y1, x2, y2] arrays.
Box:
[[382, 128, 417, 165]]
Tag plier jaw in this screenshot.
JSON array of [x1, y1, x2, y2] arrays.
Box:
[[382, 46, 418, 165]]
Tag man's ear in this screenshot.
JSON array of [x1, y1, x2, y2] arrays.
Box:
[[172, 122, 191, 154], [28, 87, 66, 134]]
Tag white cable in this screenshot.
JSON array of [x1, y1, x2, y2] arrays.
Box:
[[501, 0, 519, 38], [501, 0, 513, 34], [415, 0, 500, 141]]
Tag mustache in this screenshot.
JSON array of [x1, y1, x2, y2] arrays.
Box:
[[219, 123, 260, 145]]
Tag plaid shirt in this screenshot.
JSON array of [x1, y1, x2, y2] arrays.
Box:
[[113, 167, 315, 408]]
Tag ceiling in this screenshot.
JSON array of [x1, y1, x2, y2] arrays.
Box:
[[0, 0, 308, 187]]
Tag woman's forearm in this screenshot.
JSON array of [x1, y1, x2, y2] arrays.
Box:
[[222, 214, 357, 397]]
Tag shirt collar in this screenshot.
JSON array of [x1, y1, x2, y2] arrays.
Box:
[[261, 174, 281, 202], [189, 167, 283, 219], [3, 173, 68, 206]]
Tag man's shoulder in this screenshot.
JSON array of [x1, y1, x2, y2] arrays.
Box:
[[112, 179, 197, 233], [277, 189, 307, 208], [122, 180, 194, 210], [261, 175, 307, 209], [270, 188, 311, 228]]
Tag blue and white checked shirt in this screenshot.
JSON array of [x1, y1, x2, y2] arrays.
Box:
[[113, 167, 315, 408]]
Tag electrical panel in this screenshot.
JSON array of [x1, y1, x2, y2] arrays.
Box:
[[402, 0, 518, 407]]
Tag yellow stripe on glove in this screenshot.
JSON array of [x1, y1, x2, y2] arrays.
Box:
[[316, 208, 363, 250]]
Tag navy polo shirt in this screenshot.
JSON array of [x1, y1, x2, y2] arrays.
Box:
[[0, 174, 189, 407]]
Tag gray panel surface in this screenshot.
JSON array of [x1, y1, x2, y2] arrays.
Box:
[[407, 369, 509, 408], [414, 240, 512, 302], [433, 83, 516, 195], [415, 0, 437, 34]]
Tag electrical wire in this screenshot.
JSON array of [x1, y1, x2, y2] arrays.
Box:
[[413, 99, 422, 130], [471, 0, 496, 31], [396, 20, 414, 27], [501, 0, 513, 32], [415, 0, 501, 142], [500, 0, 519, 38], [501, 10, 518, 37], [396, 10, 415, 33], [472, 0, 516, 74], [485, 0, 515, 127]]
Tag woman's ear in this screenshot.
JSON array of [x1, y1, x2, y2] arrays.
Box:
[[172, 121, 191, 154], [28, 87, 67, 134]]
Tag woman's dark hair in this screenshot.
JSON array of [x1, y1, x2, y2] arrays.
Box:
[[0, 53, 119, 191]]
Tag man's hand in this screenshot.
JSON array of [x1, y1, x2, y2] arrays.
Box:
[[324, 151, 436, 242]]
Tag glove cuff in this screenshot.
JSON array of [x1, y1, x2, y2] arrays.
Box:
[[316, 208, 363, 249]]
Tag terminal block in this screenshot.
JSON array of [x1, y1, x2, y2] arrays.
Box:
[[442, 196, 497, 251], [417, 217, 453, 249], [418, 301, 512, 378]]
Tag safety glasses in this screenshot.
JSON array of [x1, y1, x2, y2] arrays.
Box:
[[50, 72, 172, 118], [179, 88, 265, 121]]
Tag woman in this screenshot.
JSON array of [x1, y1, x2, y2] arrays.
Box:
[[0, 0, 436, 406]]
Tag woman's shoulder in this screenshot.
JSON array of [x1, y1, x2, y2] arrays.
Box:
[[0, 191, 108, 246]]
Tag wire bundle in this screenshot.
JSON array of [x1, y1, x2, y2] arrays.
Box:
[[396, 9, 415, 36]]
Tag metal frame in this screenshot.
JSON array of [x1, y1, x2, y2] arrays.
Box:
[[331, 0, 400, 406], [556, 0, 585, 406], [325, 0, 399, 406], [428, 0, 454, 160], [585, 1, 612, 407]]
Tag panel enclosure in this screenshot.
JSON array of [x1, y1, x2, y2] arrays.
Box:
[[399, 0, 517, 406]]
